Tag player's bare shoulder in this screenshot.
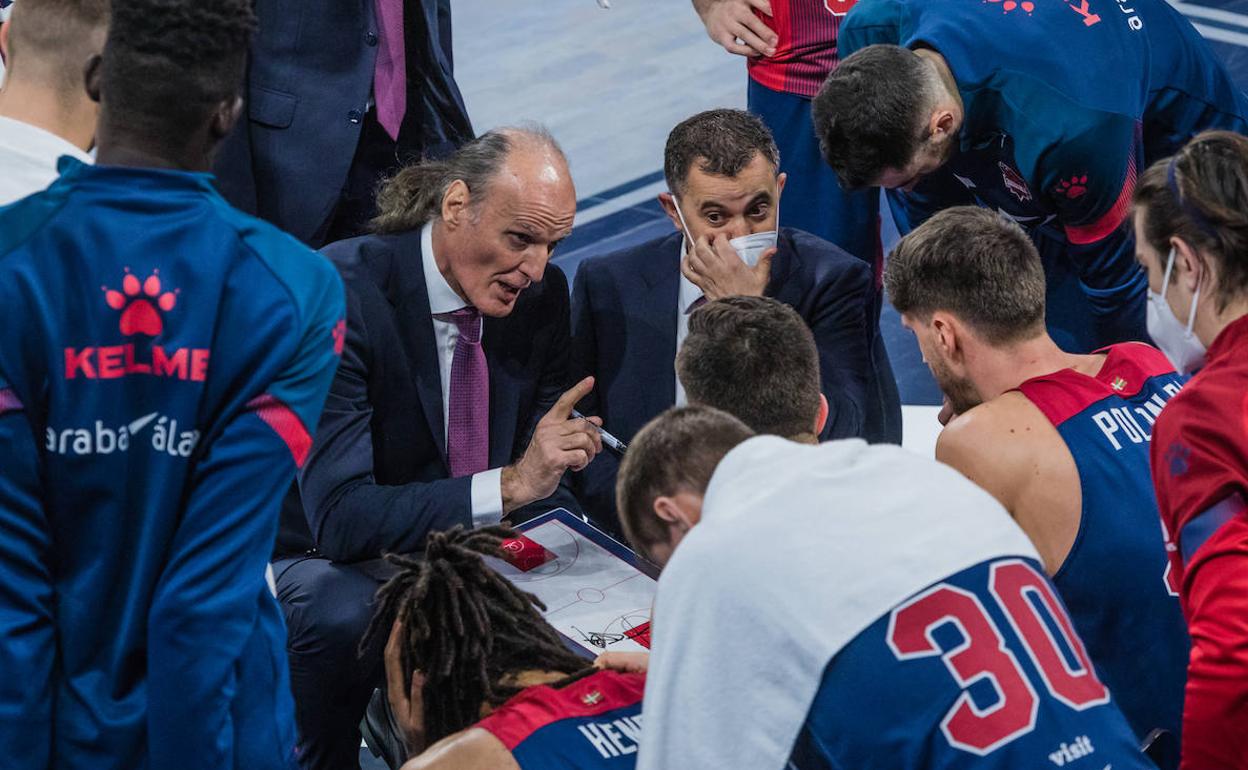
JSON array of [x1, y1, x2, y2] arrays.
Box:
[[402, 728, 518, 770], [936, 392, 1062, 506]]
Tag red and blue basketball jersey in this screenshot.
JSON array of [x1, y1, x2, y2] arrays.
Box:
[[476, 670, 645, 769], [638, 437, 1151, 770], [1015, 343, 1189, 755], [748, 0, 859, 98], [791, 557, 1150, 769]]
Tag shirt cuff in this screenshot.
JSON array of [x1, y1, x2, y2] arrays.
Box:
[[470, 467, 504, 528]]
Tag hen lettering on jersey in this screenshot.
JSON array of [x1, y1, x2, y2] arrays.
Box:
[[578, 714, 643, 759], [46, 411, 200, 457], [64, 345, 210, 382], [1090, 382, 1182, 451]]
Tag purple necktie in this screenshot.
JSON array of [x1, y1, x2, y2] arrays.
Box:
[[374, 0, 407, 142], [447, 307, 489, 478]]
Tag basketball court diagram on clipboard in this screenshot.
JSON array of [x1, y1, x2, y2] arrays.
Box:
[[487, 508, 658, 657]]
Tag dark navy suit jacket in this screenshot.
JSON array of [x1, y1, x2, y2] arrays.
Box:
[[570, 227, 896, 531], [276, 228, 575, 562], [213, 0, 473, 244]]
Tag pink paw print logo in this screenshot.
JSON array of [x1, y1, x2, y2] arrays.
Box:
[[1056, 175, 1089, 199], [331, 319, 346, 355], [986, 0, 1035, 14], [103, 268, 179, 337]]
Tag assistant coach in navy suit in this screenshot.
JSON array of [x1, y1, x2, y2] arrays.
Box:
[[272, 128, 604, 770], [213, 0, 473, 246], [572, 110, 901, 531]]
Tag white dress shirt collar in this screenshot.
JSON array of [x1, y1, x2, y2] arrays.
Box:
[[678, 238, 704, 315], [421, 220, 470, 315]]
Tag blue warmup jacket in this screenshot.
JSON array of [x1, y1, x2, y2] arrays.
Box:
[[841, 0, 1248, 337], [0, 158, 344, 770]]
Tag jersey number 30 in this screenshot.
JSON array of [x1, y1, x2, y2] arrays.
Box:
[[886, 560, 1109, 755]]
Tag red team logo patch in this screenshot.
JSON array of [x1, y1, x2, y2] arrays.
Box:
[[981, 0, 1105, 27], [985, 0, 1035, 14], [1055, 175, 1089, 200], [103, 268, 179, 337], [824, 0, 856, 15]]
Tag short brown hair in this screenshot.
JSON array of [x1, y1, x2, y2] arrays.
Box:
[[663, 109, 779, 198], [1135, 130, 1248, 312], [676, 296, 822, 438], [8, 0, 110, 94], [884, 206, 1046, 345], [812, 45, 933, 190], [615, 406, 753, 560]]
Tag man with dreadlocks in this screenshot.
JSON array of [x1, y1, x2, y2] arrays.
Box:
[[0, 0, 344, 767], [363, 525, 645, 769]]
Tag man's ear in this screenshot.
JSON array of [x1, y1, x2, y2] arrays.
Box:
[[653, 495, 688, 530], [441, 179, 471, 229], [210, 95, 244, 140], [930, 108, 957, 145], [814, 393, 829, 437], [84, 54, 103, 103], [657, 191, 684, 236], [1171, 236, 1205, 294], [931, 312, 962, 361], [776, 171, 788, 199]]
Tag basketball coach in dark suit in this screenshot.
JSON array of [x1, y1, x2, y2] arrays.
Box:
[[571, 110, 901, 531], [213, 0, 474, 246], [272, 127, 604, 770]]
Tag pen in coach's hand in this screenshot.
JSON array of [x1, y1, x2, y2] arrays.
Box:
[[572, 410, 627, 454]]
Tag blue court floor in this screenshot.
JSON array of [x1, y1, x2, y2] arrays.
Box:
[[360, 1, 1248, 762]]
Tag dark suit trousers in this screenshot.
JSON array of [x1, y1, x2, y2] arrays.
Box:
[[274, 555, 386, 770]]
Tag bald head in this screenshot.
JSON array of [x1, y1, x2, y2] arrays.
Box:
[[373, 125, 576, 317]]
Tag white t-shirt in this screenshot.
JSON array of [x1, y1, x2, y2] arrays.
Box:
[[0, 116, 92, 207], [637, 436, 1039, 770]]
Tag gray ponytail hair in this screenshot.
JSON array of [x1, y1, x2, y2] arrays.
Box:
[[371, 125, 563, 234]]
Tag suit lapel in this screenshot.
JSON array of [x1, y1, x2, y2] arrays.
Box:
[[390, 231, 449, 464], [767, 228, 801, 304], [638, 235, 681, 423], [483, 317, 522, 469]]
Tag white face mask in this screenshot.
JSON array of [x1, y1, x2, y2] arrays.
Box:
[[1146, 247, 1206, 374], [672, 196, 779, 268]]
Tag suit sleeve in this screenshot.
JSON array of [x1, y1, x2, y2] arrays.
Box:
[[511, 266, 583, 522], [296, 283, 474, 562], [0, 380, 54, 769], [568, 261, 623, 531], [146, 268, 345, 770], [809, 257, 874, 440]]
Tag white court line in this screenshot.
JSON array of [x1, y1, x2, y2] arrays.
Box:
[[1170, 1, 1248, 30], [1191, 21, 1248, 47]]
